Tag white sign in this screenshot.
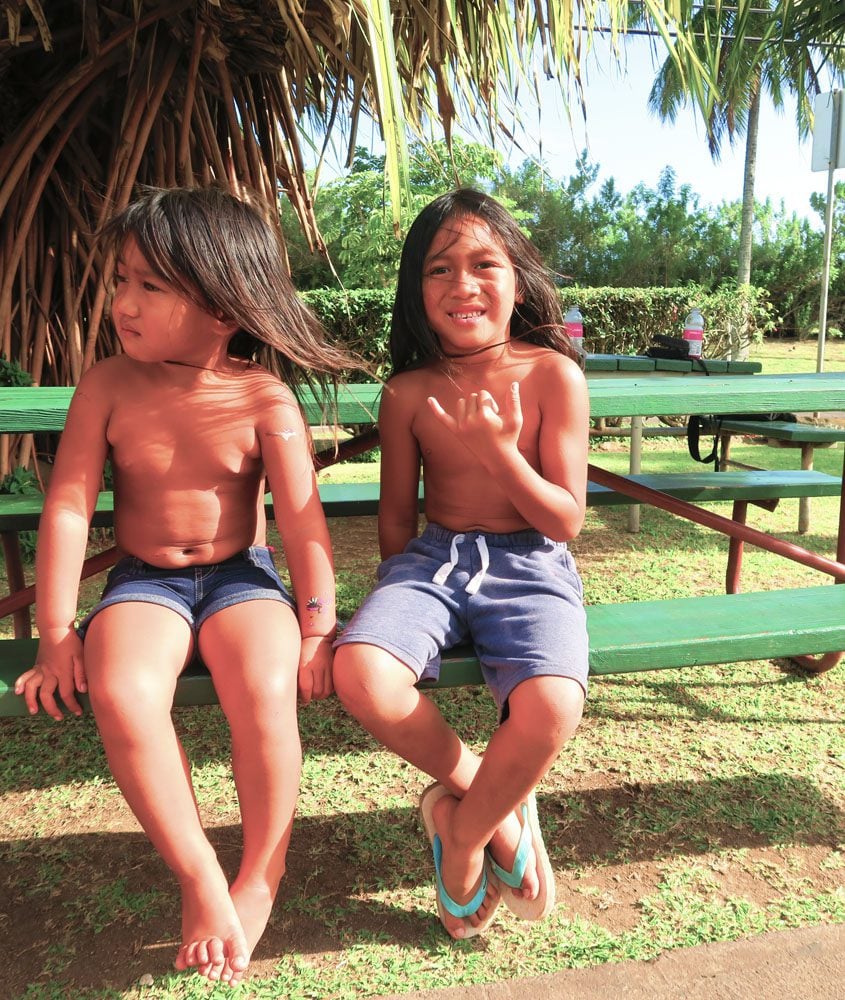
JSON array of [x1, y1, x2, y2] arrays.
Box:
[[811, 90, 845, 172]]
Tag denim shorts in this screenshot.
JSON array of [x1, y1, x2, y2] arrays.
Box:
[[335, 523, 589, 710], [77, 546, 294, 639]]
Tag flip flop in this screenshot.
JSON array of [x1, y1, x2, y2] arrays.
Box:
[[487, 792, 555, 921], [419, 782, 501, 938]]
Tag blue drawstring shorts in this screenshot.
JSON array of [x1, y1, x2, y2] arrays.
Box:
[[335, 523, 589, 710], [77, 545, 295, 639]]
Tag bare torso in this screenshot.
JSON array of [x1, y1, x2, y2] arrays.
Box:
[[388, 342, 583, 535], [97, 356, 297, 566]]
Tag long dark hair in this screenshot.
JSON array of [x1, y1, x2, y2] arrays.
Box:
[[100, 185, 366, 402], [390, 188, 580, 374]]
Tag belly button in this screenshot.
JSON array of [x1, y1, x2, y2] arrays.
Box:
[[182, 547, 195, 555]]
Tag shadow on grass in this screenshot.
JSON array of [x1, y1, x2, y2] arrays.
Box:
[[583, 504, 841, 559], [4, 771, 842, 995], [1, 668, 839, 794], [586, 669, 844, 725]]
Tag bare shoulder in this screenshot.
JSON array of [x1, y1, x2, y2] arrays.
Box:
[[241, 364, 294, 400], [69, 356, 128, 412], [516, 344, 587, 392], [381, 367, 436, 416], [245, 368, 308, 432]]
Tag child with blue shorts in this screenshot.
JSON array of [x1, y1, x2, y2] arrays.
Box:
[[15, 186, 362, 984], [334, 189, 590, 939]]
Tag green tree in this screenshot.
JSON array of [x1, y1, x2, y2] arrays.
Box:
[[496, 156, 623, 287], [643, 2, 845, 352], [291, 139, 503, 288]]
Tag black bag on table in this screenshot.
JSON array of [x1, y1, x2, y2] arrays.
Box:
[[645, 334, 690, 360], [687, 411, 799, 467]]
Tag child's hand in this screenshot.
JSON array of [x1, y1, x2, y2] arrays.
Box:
[[297, 635, 334, 705], [15, 628, 86, 720], [428, 382, 523, 463]]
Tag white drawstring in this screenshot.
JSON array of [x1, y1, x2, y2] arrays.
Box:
[[431, 534, 489, 594], [465, 536, 489, 595], [432, 533, 464, 585]]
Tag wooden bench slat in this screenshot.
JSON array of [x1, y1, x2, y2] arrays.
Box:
[[586, 470, 842, 505], [2, 585, 842, 716], [0, 471, 840, 532], [717, 420, 845, 444]]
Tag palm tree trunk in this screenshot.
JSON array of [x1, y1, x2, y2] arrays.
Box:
[[734, 77, 761, 359]]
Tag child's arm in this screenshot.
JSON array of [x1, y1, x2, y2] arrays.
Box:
[[376, 381, 422, 560], [259, 389, 337, 705], [428, 358, 589, 541], [15, 372, 111, 718]]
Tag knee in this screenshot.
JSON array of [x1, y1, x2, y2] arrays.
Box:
[[332, 644, 375, 715], [88, 669, 173, 734], [506, 678, 584, 753], [211, 656, 298, 733], [333, 643, 408, 721]]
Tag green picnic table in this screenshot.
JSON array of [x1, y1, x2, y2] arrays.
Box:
[[0, 372, 843, 715]]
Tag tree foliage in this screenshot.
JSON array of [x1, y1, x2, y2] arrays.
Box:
[[298, 144, 844, 340], [0, 0, 843, 423]]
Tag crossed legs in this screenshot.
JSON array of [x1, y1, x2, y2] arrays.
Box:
[[333, 644, 584, 938], [84, 599, 300, 984]]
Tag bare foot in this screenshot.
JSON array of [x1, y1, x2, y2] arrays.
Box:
[[174, 871, 250, 983], [228, 877, 277, 982], [429, 792, 499, 940], [487, 807, 540, 901]]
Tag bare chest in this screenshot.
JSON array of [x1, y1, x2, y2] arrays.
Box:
[[414, 385, 542, 473], [107, 398, 262, 482]]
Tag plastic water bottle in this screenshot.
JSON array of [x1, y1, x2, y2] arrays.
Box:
[[564, 305, 584, 353], [683, 307, 704, 358]]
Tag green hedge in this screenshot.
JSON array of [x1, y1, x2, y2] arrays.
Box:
[[302, 285, 772, 379]]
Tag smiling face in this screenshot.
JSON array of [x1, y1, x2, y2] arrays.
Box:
[[421, 215, 520, 357], [111, 237, 234, 367]]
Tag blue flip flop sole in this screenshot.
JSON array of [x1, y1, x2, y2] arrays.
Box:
[[419, 781, 501, 937], [487, 791, 555, 921]]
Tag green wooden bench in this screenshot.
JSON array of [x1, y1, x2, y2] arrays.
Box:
[[2, 583, 844, 716], [2, 373, 843, 716], [0, 468, 839, 532], [1, 469, 839, 629], [713, 418, 845, 533]]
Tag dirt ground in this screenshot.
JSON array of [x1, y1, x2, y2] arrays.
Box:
[[4, 513, 844, 996]]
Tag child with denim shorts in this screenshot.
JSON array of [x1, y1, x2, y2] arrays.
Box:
[[15, 186, 363, 984], [334, 189, 590, 939]]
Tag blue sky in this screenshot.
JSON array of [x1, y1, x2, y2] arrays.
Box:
[[499, 34, 837, 225], [316, 34, 840, 225]]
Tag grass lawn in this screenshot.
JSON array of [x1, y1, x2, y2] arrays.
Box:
[[2, 338, 844, 999]]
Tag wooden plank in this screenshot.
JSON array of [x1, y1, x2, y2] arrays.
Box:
[[5, 372, 830, 435], [0, 384, 383, 432], [583, 355, 620, 371], [0, 472, 838, 532], [654, 358, 694, 372], [587, 373, 845, 420], [586, 470, 841, 506], [586, 585, 845, 674], [0, 387, 74, 431], [3, 584, 843, 716], [718, 420, 845, 444], [615, 355, 657, 372]]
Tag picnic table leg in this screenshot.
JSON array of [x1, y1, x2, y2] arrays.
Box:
[[718, 430, 732, 471], [790, 446, 844, 674], [798, 442, 813, 534], [626, 416, 643, 533], [1, 531, 31, 639], [725, 501, 748, 594]]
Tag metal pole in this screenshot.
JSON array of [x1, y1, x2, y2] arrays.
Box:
[[817, 90, 842, 374]]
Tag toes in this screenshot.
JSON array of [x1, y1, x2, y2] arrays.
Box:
[[204, 938, 226, 981], [176, 940, 199, 970]]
